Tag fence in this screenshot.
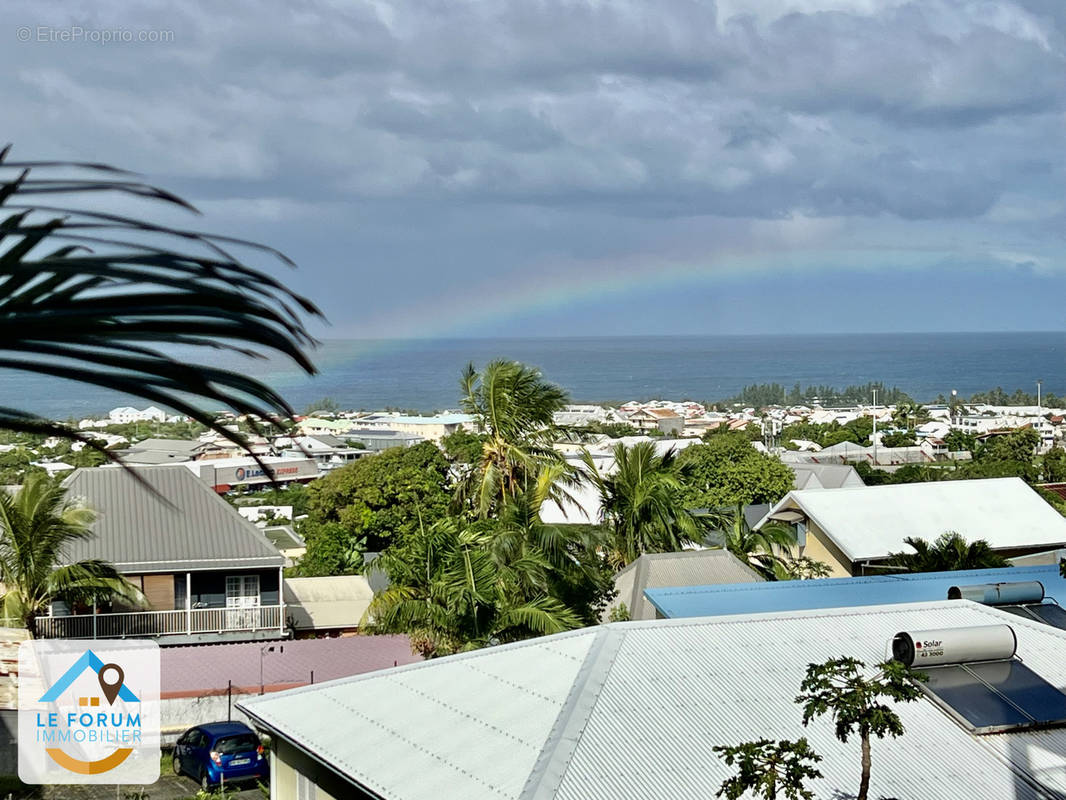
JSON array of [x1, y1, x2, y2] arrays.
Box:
[[34, 605, 284, 639]]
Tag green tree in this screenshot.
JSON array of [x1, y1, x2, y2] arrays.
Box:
[[713, 738, 823, 800], [0, 474, 145, 630], [699, 504, 815, 581], [458, 361, 571, 517], [364, 516, 581, 657], [796, 658, 924, 800], [299, 442, 451, 572], [678, 433, 794, 508], [885, 532, 1008, 572], [943, 430, 976, 453], [490, 482, 613, 625], [582, 441, 697, 568], [0, 147, 317, 459], [441, 429, 487, 465], [1043, 447, 1066, 482], [976, 428, 1039, 465]]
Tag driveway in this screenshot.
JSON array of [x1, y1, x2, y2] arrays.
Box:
[[36, 775, 263, 799]]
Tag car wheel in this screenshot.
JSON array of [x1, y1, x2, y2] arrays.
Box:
[[201, 770, 210, 791], [171, 755, 182, 776]]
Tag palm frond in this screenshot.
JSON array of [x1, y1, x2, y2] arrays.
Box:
[[0, 145, 321, 464]]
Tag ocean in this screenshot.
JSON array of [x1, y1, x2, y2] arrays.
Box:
[[2, 332, 1064, 419]]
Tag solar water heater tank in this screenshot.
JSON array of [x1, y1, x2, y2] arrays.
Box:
[[890, 624, 1017, 667], [947, 581, 1045, 605]]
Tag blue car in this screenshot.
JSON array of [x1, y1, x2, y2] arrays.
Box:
[[172, 721, 266, 790]]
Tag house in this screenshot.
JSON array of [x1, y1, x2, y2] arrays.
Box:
[[38, 465, 287, 644], [108, 406, 169, 424], [623, 407, 682, 433], [342, 429, 424, 451], [605, 550, 763, 621], [239, 600, 1066, 799], [757, 477, 1066, 576], [344, 413, 473, 442], [273, 434, 367, 470], [118, 437, 213, 465], [646, 563, 1066, 620]]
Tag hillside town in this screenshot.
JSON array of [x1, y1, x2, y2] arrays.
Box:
[[2, 373, 1066, 797]]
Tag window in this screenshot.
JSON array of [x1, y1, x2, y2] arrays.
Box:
[[917, 660, 1066, 734], [297, 772, 317, 800]]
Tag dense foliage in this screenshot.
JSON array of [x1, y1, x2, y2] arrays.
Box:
[[723, 382, 913, 408], [677, 433, 795, 508], [296, 442, 452, 574], [583, 441, 697, 568], [885, 532, 1009, 572]]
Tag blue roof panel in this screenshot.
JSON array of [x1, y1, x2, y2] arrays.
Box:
[[645, 564, 1066, 618]]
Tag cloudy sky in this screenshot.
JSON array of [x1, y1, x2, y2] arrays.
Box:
[[4, 0, 1065, 337]]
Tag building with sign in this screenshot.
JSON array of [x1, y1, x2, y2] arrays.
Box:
[[184, 456, 320, 493]]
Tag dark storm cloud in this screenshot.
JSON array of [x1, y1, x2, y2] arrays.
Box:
[[2, 0, 1063, 335]]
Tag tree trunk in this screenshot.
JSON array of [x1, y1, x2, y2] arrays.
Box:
[[858, 730, 871, 800]]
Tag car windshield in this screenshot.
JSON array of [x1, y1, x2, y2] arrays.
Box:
[[215, 734, 259, 755]]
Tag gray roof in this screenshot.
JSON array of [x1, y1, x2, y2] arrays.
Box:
[[608, 550, 763, 620], [118, 438, 207, 465], [238, 600, 1066, 800], [791, 463, 865, 490], [62, 465, 285, 572]]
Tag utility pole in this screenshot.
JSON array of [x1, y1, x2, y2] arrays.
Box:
[[872, 389, 878, 465]]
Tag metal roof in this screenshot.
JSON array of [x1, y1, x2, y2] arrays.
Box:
[[239, 601, 1066, 799], [646, 564, 1066, 618], [62, 465, 285, 572], [758, 477, 1066, 562], [609, 550, 763, 621]]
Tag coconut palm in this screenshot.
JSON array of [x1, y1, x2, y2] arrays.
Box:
[[458, 360, 573, 517], [0, 146, 319, 457], [698, 503, 802, 580], [363, 515, 581, 657], [886, 531, 1008, 573], [0, 473, 144, 631], [583, 441, 697, 569]]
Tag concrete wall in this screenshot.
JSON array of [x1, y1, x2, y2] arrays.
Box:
[[162, 692, 259, 743], [271, 738, 376, 800]]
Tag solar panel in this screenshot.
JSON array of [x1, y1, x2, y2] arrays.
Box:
[[1026, 604, 1066, 630], [917, 661, 1066, 734], [997, 603, 1066, 631]]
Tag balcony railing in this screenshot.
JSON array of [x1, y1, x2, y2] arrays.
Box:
[[34, 605, 284, 640]]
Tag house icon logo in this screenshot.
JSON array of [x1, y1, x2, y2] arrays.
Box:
[[19, 640, 160, 785], [35, 650, 142, 775]]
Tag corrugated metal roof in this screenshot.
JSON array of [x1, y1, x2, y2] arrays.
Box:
[[610, 550, 764, 621], [62, 465, 284, 572], [759, 477, 1066, 562], [646, 564, 1066, 618], [238, 601, 1066, 799]]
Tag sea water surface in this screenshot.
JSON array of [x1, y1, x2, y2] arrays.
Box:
[[3, 332, 1064, 419]]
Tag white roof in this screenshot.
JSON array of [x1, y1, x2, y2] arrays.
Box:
[[239, 601, 1066, 799], [759, 477, 1066, 562]]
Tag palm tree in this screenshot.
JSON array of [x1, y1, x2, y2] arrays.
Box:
[[0, 474, 144, 631], [583, 441, 697, 569], [363, 515, 581, 657], [0, 146, 319, 458], [458, 360, 573, 517], [699, 503, 798, 580], [886, 531, 1009, 573]]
